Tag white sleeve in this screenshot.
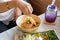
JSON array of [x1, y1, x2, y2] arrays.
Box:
[[0, 0, 11, 2], [0, 8, 15, 25]]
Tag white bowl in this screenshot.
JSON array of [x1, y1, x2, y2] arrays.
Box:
[[16, 14, 41, 33]]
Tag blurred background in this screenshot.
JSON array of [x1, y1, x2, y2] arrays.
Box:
[[25, 0, 60, 15]]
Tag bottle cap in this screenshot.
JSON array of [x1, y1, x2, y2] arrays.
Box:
[[50, 5, 56, 9]]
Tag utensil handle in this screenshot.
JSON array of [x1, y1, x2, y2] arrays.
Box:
[[51, 0, 56, 5]]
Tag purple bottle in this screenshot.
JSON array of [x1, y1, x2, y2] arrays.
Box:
[[45, 5, 57, 23]]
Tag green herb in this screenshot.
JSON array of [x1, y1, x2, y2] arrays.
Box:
[[26, 18, 30, 22], [41, 30, 59, 40], [47, 30, 59, 40], [34, 33, 40, 37], [21, 25, 25, 28], [22, 30, 59, 40]]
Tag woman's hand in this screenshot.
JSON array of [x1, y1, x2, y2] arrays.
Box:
[[14, 0, 33, 20], [20, 0, 33, 15]]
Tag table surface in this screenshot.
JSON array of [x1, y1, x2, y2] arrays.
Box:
[[0, 13, 60, 40]]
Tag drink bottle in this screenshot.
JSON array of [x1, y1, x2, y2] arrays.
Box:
[[45, 4, 57, 23]]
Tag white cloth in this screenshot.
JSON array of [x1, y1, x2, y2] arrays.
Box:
[[0, 0, 15, 25]]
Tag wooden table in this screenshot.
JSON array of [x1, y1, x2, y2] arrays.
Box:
[[0, 13, 60, 40]]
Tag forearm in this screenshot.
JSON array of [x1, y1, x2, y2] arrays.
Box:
[[12, 0, 23, 1], [0, 1, 17, 13]]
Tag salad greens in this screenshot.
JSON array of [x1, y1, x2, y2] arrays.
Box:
[[22, 30, 59, 40]]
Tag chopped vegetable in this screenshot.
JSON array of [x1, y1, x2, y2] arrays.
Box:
[[21, 17, 39, 29], [22, 30, 59, 40], [26, 18, 31, 23]]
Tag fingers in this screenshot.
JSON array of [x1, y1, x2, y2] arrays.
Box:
[[21, 1, 33, 15], [27, 4, 33, 14], [16, 0, 33, 15], [22, 1, 33, 13], [14, 7, 22, 20], [17, 1, 29, 15]]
